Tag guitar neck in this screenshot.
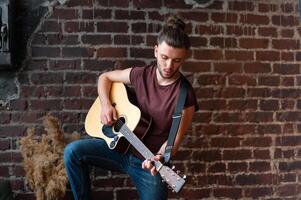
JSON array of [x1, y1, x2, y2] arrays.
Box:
[[120, 125, 154, 160]]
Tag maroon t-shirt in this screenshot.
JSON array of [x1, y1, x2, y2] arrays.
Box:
[[129, 65, 198, 159]]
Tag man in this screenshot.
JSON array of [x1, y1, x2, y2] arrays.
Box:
[[64, 14, 198, 200]]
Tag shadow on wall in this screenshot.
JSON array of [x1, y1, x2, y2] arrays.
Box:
[[0, 0, 65, 107]]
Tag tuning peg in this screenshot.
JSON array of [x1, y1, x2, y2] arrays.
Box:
[[172, 165, 175, 170], [172, 190, 175, 193], [183, 175, 187, 180], [161, 179, 165, 183]]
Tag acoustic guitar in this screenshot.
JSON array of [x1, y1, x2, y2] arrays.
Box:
[[85, 82, 186, 193]]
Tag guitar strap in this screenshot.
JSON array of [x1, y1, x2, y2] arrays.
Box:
[[163, 79, 189, 164]]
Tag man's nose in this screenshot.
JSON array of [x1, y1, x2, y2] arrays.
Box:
[[166, 59, 173, 68]]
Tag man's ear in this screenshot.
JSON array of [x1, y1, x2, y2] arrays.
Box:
[[154, 45, 158, 58]]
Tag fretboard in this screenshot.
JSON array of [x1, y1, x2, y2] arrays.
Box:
[[120, 124, 163, 169]]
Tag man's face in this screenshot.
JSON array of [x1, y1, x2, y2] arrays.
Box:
[[154, 41, 188, 79]]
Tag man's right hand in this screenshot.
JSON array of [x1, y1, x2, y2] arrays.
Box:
[[100, 104, 118, 126]]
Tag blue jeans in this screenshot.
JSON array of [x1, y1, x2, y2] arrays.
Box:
[[64, 138, 168, 200]]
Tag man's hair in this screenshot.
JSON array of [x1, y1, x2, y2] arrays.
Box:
[[157, 14, 190, 50]]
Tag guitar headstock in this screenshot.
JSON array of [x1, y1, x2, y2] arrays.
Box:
[[158, 165, 186, 193]]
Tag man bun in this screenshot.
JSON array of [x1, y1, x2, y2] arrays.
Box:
[[165, 15, 186, 32]]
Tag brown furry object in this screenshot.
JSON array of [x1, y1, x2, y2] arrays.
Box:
[[20, 115, 80, 200]]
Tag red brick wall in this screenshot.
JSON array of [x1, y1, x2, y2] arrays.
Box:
[[1, 0, 301, 199]]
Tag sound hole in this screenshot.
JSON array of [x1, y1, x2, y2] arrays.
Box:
[[113, 117, 126, 132]]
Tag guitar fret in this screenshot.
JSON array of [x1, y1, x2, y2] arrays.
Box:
[[121, 125, 154, 159]]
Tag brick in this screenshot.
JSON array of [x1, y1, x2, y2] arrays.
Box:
[[179, 11, 208, 22], [244, 62, 271, 73], [228, 1, 255, 11], [225, 50, 254, 61], [281, 29, 295, 37], [194, 49, 223, 60], [97, 47, 127, 58], [211, 13, 238, 23], [243, 137, 272, 147], [271, 89, 301, 98], [131, 22, 147, 33], [272, 15, 298, 27], [82, 34, 112, 45], [211, 137, 241, 148], [198, 74, 226, 85], [115, 10, 145, 20], [130, 48, 153, 58], [163, 0, 192, 9], [198, 25, 224, 35], [64, 21, 94, 33], [83, 59, 114, 71], [221, 87, 246, 98], [96, 22, 129, 33], [214, 112, 244, 123], [213, 188, 242, 199], [27, 59, 48, 71], [0, 166, 9, 176], [65, 72, 97, 84], [228, 75, 256, 86], [210, 37, 237, 48], [228, 162, 247, 173], [47, 34, 79, 45], [64, 99, 92, 110], [62, 47, 95, 58], [245, 187, 273, 198], [49, 59, 81, 70], [240, 14, 270, 25], [239, 38, 269, 49], [228, 100, 257, 110], [247, 88, 272, 97], [192, 150, 222, 162], [246, 112, 273, 122], [0, 152, 22, 162], [32, 33, 47, 45], [131, 35, 145, 45], [273, 64, 300, 74], [277, 184, 299, 196], [256, 51, 280, 61], [0, 139, 10, 150], [254, 150, 270, 159], [257, 124, 281, 134], [198, 100, 227, 110], [235, 174, 275, 185], [258, 27, 278, 37], [223, 150, 252, 160], [259, 100, 279, 111], [31, 72, 64, 84], [226, 25, 256, 36], [258, 3, 278, 12], [30, 99, 63, 111], [11, 112, 45, 124], [31, 47, 60, 58], [276, 136, 301, 146], [179, 188, 210, 199], [114, 35, 130, 45], [50, 8, 79, 20], [258, 76, 280, 86], [40, 20, 62, 32], [182, 61, 210, 72], [82, 9, 111, 19], [272, 39, 300, 50], [282, 77, 296, 87], [208, 162, 226, 173], [67, 0, 92, 6]]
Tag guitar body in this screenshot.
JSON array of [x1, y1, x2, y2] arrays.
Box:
[[85, 82, 152, 153]]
